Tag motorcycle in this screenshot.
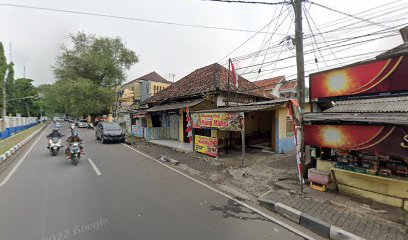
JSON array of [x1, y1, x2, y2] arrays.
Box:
[[69, 142, 81, 166], [49, 137, 62, 156]]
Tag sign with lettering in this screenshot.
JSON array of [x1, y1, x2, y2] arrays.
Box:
[[304, 125, 408, 162], [131, 125, 144, 138], [194, 135, 218, 157], [191, 113, 242, 131]]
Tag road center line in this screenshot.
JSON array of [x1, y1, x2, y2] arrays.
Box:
[[0, 124, 50, 188], [88, 158, 102, 176], [121, 144, 316, 240]]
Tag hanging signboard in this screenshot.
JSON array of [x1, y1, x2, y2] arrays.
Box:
[[304, 125, 408, 161], [191, 112, 242, 131], [194, 135, 218, 157], [131, 125, 144, 138], [310, 56, 408, 100]]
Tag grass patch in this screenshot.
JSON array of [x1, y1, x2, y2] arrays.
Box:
[[0, 124, 44, 155]]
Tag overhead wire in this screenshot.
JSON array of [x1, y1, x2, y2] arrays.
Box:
[[200, 0, 289, 5], [306, 0, 391, 30], [0, 3, 278, 35], [217, 5, 289, 63]]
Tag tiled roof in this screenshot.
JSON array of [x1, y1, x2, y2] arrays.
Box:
[[253, 76, 285, 90], [145, 63, 275, 103], [279, 80, 297, 90], [124, 71, 171, 86], [324, 96, 408, 113], [136, 71, 172, 84]]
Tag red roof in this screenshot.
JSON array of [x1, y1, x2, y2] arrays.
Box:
[[280, 80, 297, 90], [145, 63, 274, 103], [253, 76, 285, 90]]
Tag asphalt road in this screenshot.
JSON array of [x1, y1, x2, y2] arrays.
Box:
[[0, 123, 308, 240]]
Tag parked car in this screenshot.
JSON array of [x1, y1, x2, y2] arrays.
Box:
[[95, 122, 125, 143], [77, 119, 89, 128]]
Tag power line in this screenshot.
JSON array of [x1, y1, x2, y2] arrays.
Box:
[[307, 0, 391, 30], [0, 3, 275, 35], [217, 5, 289, 62], [241, 3, 281, 74], [200, 0, 289, 6]]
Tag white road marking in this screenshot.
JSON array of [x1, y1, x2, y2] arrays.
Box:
[[121, 144, 316, 240], [88, 158, 102, 176], [0, 124, 50, 188]]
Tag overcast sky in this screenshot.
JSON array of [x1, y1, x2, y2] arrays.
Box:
[[0, 0, 406, 86]]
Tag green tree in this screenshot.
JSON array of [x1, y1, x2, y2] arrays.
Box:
[[40, 79, 115, 117], [47, 32, 138, 117], [10, 78, 39, 117], [53, 32, 138, 87], [5, 62, 15, 114], [0, 42, 7, 114]]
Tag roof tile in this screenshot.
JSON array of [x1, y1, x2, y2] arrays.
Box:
[[145, 63, 275, 103]]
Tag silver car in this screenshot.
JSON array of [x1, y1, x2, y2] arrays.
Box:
[[77, 119, 89, 128]]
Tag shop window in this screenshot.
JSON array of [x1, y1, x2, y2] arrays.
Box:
[[286, 117, 294, 137]]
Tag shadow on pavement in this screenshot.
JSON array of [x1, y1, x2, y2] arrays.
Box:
[[209, 199, 271, 223]]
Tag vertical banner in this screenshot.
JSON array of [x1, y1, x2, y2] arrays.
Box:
[[287, 99, 304, 184], [186, 106, 193, 143]]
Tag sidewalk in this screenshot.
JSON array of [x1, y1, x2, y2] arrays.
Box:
[[127, 137, 408, 239]]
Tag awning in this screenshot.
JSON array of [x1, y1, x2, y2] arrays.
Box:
[[303, 112, 408, 125], [324, 96, 408, 113], [145, 98, 204, 112], [192, 99, 288, 113], [132, 111, 147, 118]]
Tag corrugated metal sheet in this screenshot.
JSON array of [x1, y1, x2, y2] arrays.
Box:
[[303, 112, 408, 125], [145, 99, 204, 112], [324, 96, 408, 113]]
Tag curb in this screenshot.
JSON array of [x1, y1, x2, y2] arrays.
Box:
[[259, 197, 364, 240], [0, 124, 47, 164]]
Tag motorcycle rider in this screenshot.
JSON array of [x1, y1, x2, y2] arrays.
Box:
[[65, 131, 84, 158], [46, 128, 63, 149]]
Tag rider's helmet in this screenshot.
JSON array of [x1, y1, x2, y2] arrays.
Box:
[[52, 128, 58, 133], [72, 130, 79, 137]]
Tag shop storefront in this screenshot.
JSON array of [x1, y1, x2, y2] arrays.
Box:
[[305, 50, 408, 210], [191, 99, 292, 159]]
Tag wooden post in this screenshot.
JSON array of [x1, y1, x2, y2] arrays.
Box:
[[240, 112, 245, 167]]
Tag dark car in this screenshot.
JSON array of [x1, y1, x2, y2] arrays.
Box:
[[95, 122, 125, 143]]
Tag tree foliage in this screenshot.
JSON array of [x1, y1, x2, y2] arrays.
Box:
[[39, 79, 115, 117], [43, 32, 138, 117], [53, 32, 138, 87], [0, 42, 7, 111], [9, 78, 42, 117]]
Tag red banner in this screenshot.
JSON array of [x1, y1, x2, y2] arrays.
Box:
[[310, 56, 408, 100], [304, 125, 408, 161]]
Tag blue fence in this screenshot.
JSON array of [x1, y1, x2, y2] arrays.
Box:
[[0, 122, 38, 140]]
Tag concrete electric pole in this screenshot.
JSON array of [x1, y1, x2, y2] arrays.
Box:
[[292, 0, 306, 193]]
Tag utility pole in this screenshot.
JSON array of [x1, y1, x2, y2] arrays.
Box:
[[293, 0, 306, 193]]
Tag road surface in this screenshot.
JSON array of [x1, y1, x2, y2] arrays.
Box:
[[0, 123, 311, 240]]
